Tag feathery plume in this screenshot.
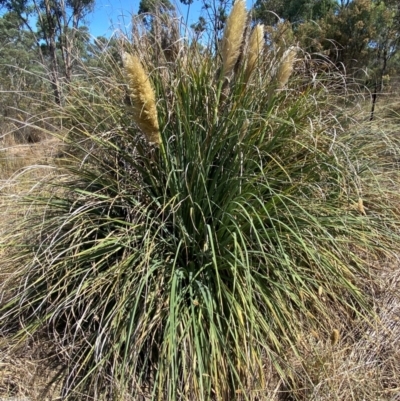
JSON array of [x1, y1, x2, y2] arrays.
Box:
[[123, 52, 160, 145], [330, 329, 340, 346], [245, 24, 264, 82], [358, 198, 366, 215], [275, 46, 297, 89], [311, 329, 320, 340], [221, 0, 247, 80]]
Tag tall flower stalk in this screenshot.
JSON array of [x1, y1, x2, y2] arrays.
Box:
[[274, 46, 297, 89], [123, 52, 160, 144], [221, 0, 247, 81], [245, 24, 264, 82]]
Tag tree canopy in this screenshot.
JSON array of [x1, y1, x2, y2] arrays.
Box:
[[0, 0, 94, 103], [1, 0, 400, 111], [253, 0, 338, 25]]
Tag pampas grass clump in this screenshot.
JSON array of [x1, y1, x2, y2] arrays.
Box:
[[1, 3, 399, 401]]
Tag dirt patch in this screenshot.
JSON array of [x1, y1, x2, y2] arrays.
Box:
[[0, 337, 62, 401]]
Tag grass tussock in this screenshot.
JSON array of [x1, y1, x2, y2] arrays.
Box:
[[0, 4, 400, 401]]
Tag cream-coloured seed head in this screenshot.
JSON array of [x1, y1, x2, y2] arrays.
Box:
[[123, 52, 160, 145], [275, 46, 297, 89], [330, 329, 340, 346], [245, 24, 264, 81], [358, 198, 366, 215], [221, 0, 247, 80]]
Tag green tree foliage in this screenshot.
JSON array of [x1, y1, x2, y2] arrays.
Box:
[[0, 11, 37, 91], [255, 0, 400, 118], [138, 0, 174, 14], [85, 36, 122, 66], [368, 1, 400, 78], [294, 0, 377, 67], [254, 0, 400, 71], [135, 0, 182, 64], [202, 0, 229, 34], [253, 0, 337, 25], [0, 0, 94, 103], [191, 15, 207, 35], [138, 0, 174, 29], [0, 11, 47, 141]]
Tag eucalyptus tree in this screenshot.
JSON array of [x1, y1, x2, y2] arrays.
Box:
[[0, 11, 40, 124], [252, 0, 337, 26], [0, 0, 94, 104]]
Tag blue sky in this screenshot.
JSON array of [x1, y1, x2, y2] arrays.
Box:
[[86, 0, 256, 38], [87, 0, 203, 38]]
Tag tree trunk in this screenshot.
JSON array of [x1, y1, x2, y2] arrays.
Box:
[[43, 0, 62, 104], [370, 47, 388, 121], [58, 0, 73, 83]]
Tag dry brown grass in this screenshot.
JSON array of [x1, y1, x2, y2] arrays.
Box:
[[0, 136, 60, 180], [0, 140, 64, 401], [0, 136, 62, 241], [0, 336, 62, 401], [281, 258, 400, 401]]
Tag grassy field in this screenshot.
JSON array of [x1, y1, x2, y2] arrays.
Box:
[[1, 6, 400, 400]]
